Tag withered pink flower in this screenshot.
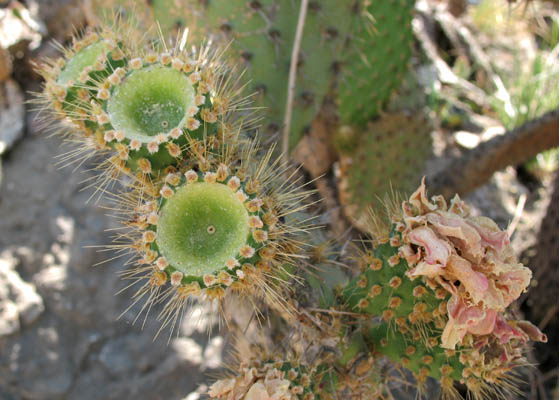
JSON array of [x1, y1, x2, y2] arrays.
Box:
[[466, 216, 510, 251], [426, 212, 484, 263], [441, 294, 497, 349], [401, 179, 535, 349], [445, 255, 489, 305], [515, 320, 547, 343], [407, 226, 451, 269], [208, 378, 235, 398], [493, 315, 547, 345]]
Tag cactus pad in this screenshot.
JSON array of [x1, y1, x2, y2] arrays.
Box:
[[337, 111, 433, 231], [338, 0, 415, 125], [342, 181, 547, 396]]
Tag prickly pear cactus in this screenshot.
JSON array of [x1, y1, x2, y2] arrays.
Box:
[[336, 110, 433, 231], [337, 0, 415, 125], [343, 181, 547, 397]]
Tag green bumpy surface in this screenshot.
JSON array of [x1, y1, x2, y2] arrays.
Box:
[[343, 229, 442, 321], [342, 228, 463, 383], [340, 111, 432, 209], [157, 182, 250, 276], [338, 0, 415, 125], [368, 323, 463, 382], [107, 66, 195, 141]]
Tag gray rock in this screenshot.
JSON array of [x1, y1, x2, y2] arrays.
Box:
[[0, 79, 25, 155], [0, 253, 45, 337], [0, 300, 19, 336]]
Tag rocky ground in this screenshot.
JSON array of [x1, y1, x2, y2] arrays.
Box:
[[0, 113, 224, 399]]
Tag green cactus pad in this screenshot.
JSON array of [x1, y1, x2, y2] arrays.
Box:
[[343, 228, 463, 386], [337, 111, 432, 230], [107, 66, 195, 142], [338, 0, 415, 125], [368, 323, 463, 382], [343, 229, 446, 322], [157, 182, 249, 276]]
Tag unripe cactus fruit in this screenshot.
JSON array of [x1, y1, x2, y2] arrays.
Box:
[[39, 30, 126, 127], [106, 66, 196, 142], [144, 168, 273, 290], [90, 53, 227, 177], [116, 139, 313, 329], [38, 25, 234, 183]]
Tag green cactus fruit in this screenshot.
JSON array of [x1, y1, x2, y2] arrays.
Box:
[[39, 24, 235, 186], [116, 140, 313, 330], [338, 0, 415, 125], [337, 110, 433, 231], [342, 181, 548, 397], [132, 168, 276, 300], [40, 30, 127, 129]]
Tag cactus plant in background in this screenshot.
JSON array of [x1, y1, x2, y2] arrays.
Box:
[[34, 2, 552, 399], [336, 109, 433, 231], [110, 0, 355, 151], [337, 0, 415, 126]]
